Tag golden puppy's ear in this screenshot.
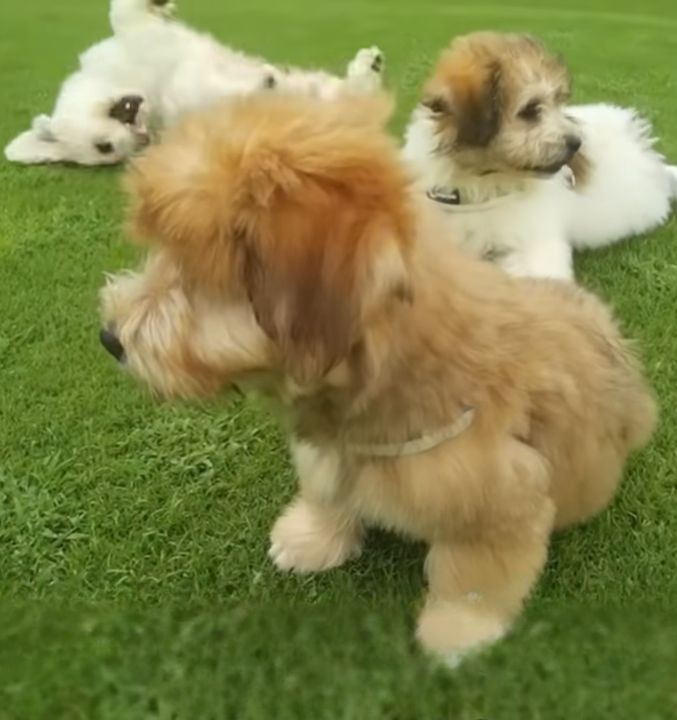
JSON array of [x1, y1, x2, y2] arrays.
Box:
[[238, 213, 411, 384], [424, 58, 503, 147], [238, 223, 357, 383], [225, 100, 414, 383]]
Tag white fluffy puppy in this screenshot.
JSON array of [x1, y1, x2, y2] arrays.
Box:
[[5, 0, 384, 166], [403, 32, 677, 280]]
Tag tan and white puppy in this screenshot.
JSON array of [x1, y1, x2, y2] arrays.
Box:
[[100, 93, 656, 664], [404, 32, 677, 280]]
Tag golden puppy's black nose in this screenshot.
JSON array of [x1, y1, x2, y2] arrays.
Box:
[[100, 328, 125, 362]]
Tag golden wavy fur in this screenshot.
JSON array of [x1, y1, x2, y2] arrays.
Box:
[[101, 92, 656, 661]]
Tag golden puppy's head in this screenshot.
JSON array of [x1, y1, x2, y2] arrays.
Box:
[[422, 32, 581, 177], [100, 93, 415, 399]]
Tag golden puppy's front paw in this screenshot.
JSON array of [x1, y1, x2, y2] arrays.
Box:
[[416, 599, 509, 668], [269, 498, 362, 574]]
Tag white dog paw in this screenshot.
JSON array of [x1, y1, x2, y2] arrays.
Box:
[[269, 499, 362, 574], [346, 47, 385, 93], [348, 46, 385, 78]]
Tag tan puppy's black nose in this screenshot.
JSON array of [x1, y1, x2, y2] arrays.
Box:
[[100, 328, 125, 362], [565, 135, 582, 155]]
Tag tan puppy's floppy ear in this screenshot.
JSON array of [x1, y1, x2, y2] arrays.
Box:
[[423, 28, 507, 151], [424, 59, 503, 147]]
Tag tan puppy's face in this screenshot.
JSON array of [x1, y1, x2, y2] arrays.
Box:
[[422, 33, 581, 176], [100, 94, 414, 400]]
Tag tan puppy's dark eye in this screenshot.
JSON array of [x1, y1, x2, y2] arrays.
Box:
[[95, 141, 114, 155], [422, 96, 451, 115], [518, 101, 542, 121]]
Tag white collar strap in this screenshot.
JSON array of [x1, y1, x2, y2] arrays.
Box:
[[348, 407, 476, 459]]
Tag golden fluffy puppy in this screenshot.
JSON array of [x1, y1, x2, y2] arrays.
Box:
[[100, 93, 656, 663]]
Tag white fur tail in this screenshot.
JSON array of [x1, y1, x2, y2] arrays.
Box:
[[668, 165, 677, 200], [109, 0, 175, 35]]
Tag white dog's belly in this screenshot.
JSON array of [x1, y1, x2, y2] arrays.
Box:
[[117, 24, 269, 123], [160, 58, 268, 125]]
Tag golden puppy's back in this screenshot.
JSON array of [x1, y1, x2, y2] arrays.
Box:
[[528, 278, 655, 445], [410, 213, 655, 528], [515, 278, 656, 527]]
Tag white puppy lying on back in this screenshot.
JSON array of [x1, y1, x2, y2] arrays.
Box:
[[5, 0, 384, 166], [404, 32, 677, 280]]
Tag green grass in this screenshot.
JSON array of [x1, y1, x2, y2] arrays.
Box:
[[1, 0, 677, 717]]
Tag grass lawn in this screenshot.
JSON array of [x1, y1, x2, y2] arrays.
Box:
[[2, 0, 677, 717]]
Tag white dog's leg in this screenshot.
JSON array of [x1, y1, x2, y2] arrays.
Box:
[[109, 0, 175, 35], [345, 46, 385, 94]]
